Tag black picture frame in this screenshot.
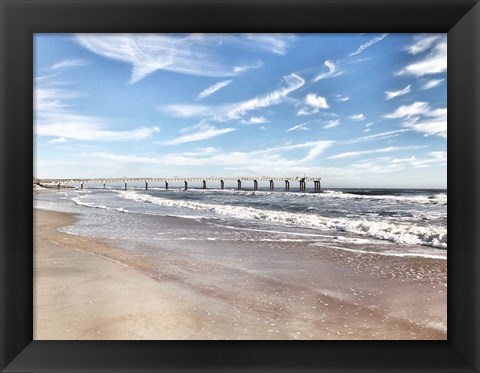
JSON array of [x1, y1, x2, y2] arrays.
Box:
[[1, 0, 479, 372]]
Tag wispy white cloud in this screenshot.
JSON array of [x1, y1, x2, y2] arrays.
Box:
[[286, 122, 309, 133], [385, 84, 411, 100], [35, 84, 159, 141], [197, 80, 232, 100], [397, 35, 447, 76], [384, 101, 431, 119], [390, 151, 446, 168], [341, 129, 410, 145], [297, 93, 329, 116], [323, 119, 340, 129], [51, 59, 86, 70], [328, 145, 426, 160], [161, 104, 213, 118], [76, 34, 286, 83], [421, 79, 444, 90], [49, 137, 68, 144], [160, 73, 305, 123], [312, 60, 340, 82], [349, 34, 388, 57], [216, 73, 305, 121], [240, 116, 268, 125], [404, 34, 443, 55], [83, 139, 333, 177], [244, 34, 294, 55], [164, 123, 236, 145], [384, 101, 447, 138], [335, 94, 349, 102], [349, 113, 366, 121], [233, 60, 263, 73]]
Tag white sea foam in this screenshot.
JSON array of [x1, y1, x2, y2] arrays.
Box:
[[117, 190, 447, 248], [311, 243, 447, 260]]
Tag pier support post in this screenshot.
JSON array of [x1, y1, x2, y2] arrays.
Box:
[[124, 182, 127, 190], [184, 181, 188, 190], [299, 180, 305, 191], [237, 180, 241, 190], [103, 182, 106, 189], [81, 182, 84, 190], [285, 180, 290, 191], [203, 180, 207, 189], [220, 180, 224, 189], [57, 182, 60, 190], [145, 181, 148, 190], [318, 180, 321, 191], [254, 180, 258, 191], [165, 181, 169, 190], [270, 180, 274, 190]]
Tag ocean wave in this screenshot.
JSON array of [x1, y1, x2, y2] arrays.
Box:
[[321, 190, 447, 205], [117, 190, 447, 248]]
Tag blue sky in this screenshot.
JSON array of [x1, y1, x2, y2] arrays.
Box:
[[34, 33, 447, 188]]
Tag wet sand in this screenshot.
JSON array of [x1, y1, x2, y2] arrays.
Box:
[[34, 208, 447, 340]]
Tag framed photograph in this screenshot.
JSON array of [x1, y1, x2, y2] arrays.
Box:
[[1, 0, 479, 372]]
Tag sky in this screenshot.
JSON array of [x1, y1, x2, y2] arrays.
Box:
[[34, 33, 447, 188]]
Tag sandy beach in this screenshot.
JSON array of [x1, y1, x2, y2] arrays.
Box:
[[34, 205, 446, 340]]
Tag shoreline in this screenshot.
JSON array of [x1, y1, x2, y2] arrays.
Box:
[[34, 207, 447, 340]]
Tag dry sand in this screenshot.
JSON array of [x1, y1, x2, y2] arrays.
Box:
[[34, 209, 447, 340]]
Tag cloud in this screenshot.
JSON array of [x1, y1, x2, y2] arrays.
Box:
[[244, 34, 293, 55], [233, 60, 263, 73], [49, 137, 68, 144], [35, 85, 160, 141], [161, 104, 213, 118], [390, 151, 446, 168], [384, 101, 447, 138], [312, 60, 339, 82], [297, 93, 329, 116], [341, 129, 411, 145], [385, 84, 411, 100], [421, 79, 444, 90], [404, 34, 443, 55], [217, 73, 305, 121], [384, 101, 431, 119], [160, 73, 305, 123], [76, 34, 288, 83], [328, 145, 426, 160], [286, 122, 309, 132], [51, 59, 86, 70], [397, 36, 447, 76], [349, 113, 366, 121], [349, 33, 388, 57], [197, 80, 232, 100], [335, 95, 349, 102], [323, 119, 340, 129], [164, 123, 236, 145], [240, 116, 268, 125]]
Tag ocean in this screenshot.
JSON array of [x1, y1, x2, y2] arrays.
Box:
[[34, 185, 447, 260]]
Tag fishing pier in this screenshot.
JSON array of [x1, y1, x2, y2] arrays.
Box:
[[35, 176, 322, 192]]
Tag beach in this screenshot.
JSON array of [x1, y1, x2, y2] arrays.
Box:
[[34, 188, 447, 340]]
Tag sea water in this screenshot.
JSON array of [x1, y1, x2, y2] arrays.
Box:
[[34, 186, 447, 260]]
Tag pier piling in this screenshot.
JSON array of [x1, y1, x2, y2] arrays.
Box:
[[124, 182, 127, 190], [237, 180, 241, 189], [165, 181, 169, 190], [203, 180, 207, 189], [220, 180, 224, 189], [254, 180, 258, 191], [285, 180, 290, 191], [184, 181, 188, 190]]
